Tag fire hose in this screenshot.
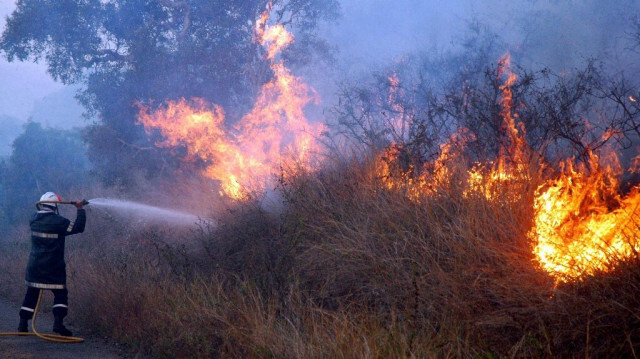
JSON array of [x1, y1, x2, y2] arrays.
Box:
[[36, 199, 90, 209], [0, 289, 84, 343]]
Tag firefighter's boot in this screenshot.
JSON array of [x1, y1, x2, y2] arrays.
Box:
[[18, 318, 28, 333], [53, 317, 72, 336]]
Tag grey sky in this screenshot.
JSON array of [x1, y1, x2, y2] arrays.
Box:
[[323, 1, 467, 69], [328, 0, 639, 71], [0, 0, 86, 155], [0, 0, 66, 121]]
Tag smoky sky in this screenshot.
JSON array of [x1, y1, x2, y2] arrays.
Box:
[[0, 1, 84, 155], [2, 0, 640, 156], [320, 0, 475, 70], [324, 0, 640, 72], [0, 1, 63, 121]]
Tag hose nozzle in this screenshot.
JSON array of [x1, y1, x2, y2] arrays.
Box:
[[35, 199, 91, 209]]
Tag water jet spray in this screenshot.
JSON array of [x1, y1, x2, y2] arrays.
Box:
[[35, 198, 207, 226], [90, 198, 207, 225]]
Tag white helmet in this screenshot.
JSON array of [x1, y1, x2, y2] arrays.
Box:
[[38, 192, 61, 211]]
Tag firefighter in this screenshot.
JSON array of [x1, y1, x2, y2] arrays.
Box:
[[18, 192, 86, 336]]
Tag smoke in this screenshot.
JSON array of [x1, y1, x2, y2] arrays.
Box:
[[319, 1, 466, 71], [0, 114, 21, 157], [321, 0, 639, 73], [293, 0, 639, 157], [3, 0, 640, 225]]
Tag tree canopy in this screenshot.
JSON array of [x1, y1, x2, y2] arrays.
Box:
[[1, 0, 339, 185]]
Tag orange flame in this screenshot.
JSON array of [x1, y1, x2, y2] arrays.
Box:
[[463, 54, 530, 200], [138, 5, 323, 199], [386, 73, 407, 140], [257, 10, 294, 61], [530, 153, 640, 282], [377, 54, 640, 282], [375, 127, 476, 200]]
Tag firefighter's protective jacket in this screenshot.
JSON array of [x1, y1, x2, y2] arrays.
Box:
[[26, 209, 86, 289]]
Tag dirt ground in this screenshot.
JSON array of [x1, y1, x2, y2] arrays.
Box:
[[0, 295, 133, 359]]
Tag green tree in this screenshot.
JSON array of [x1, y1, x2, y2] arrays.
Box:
[[0, 0, 339, 186]]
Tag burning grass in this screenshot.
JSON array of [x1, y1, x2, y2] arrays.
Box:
[[0, 154, 639, 357]]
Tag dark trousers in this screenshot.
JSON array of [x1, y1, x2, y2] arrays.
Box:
[[19, 286, 68, 320]]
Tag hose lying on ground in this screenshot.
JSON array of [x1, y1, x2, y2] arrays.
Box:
[[0, 290, 84, 344]]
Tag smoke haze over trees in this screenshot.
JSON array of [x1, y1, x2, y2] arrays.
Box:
[[0, 0, 638, 190], [0, 122, 89, 226], [0, 0, 637, 227], [1, 0, 338, 186]]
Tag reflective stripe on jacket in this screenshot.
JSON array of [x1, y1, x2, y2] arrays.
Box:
[[26, 209, 86, 289]]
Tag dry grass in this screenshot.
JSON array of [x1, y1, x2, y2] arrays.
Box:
[[1, 155, 639, 358]]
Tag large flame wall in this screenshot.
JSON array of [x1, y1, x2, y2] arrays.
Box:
[[137, 7, 638, 284], [376, 55, 640, 283]]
